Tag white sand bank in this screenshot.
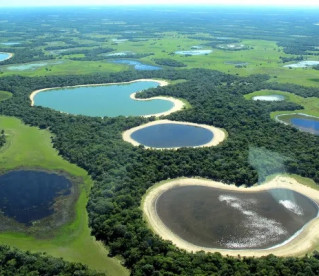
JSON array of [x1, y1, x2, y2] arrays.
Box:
[[142, 175, 319, 257], [122, 119, 226, 149]]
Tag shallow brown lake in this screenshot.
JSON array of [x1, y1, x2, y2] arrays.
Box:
[[156, 186, 318, 249]]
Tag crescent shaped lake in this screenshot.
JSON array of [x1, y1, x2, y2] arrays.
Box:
[[130, 123, 214, 148], [33, 81, 174, 117], [156, 185, 318, 249]]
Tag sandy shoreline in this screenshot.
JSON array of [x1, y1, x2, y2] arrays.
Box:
[[122, 119, 226, 149], [142, 175, 319, 257], [0, 52, 13, 62], [130, 93, 185, 118], [29, 78, 170, 107]]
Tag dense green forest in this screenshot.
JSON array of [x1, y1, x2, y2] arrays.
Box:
[[1, 68, 319, 274], [0, 245, 102, 276]]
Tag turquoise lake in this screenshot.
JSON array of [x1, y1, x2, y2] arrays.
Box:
[[33, 81, 174, 117], [0, 52, 11, 62], [131, 123, 214, 148]]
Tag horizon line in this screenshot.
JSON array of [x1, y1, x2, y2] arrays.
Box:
[[2, 4, 319, 8]]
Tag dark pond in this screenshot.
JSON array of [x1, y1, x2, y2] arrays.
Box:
[[131, 123, 214, 148], [110, 59, 161, 70], [0, 170, 72, 225], [156, 186, 318, 249]]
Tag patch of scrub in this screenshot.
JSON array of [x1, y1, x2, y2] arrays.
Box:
[[31, 79, 183, 117], [110, 59, 161, 70], [0, 91, 12, 102], [143, 176, 319, 256], [104, 51, 135, 57], [283, 61, 319, 68], [276, 113, 319, 135], [123, 120, 226, 149], [252, 95, 285, 102], [175, 49, 212, 56], [0, 52, 12, 62]]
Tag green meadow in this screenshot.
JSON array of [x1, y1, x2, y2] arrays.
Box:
[[244, 89, 319, 118], [0, 116, 128, 276], [2, 34, 319, 87]]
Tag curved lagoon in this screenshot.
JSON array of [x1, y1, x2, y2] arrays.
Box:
[[253, 95, 285, 102], [0, 170, 72, 225], [110, 59, 161, 70], [277, 114, 319, 135], [0, 52, 11, 62], [131, 123, 214, 148], [32, 81, 175, 117], [156, 186, 317, 249]]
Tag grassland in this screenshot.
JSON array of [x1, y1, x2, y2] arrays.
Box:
[[244, 89, 319, 118], [0, 116, 128, 276], [0, 90, 12, 102], [2, 34, 319, 87]]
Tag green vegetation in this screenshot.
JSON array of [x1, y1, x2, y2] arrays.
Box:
[[0, 116, 128, 276], [245, 89, 319, 118], [0, 245, 103, 276], [0, 90, 12, 102], [1, 6, 319, 275]]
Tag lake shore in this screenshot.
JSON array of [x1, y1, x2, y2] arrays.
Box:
[[142, 175, 319, 257], [0, 52, 13, 62], [122, 119, 226, 149], [29, 78, 170, 106]]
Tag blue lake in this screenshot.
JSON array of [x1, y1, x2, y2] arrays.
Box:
[[175, 50, 212, 56], [33, 81, 174, 117], [110, 59, 161, 70], [0, 52, 11, 62], [290, 117, 319, 135], [131, 123, 214, 148], [0, 170, 72, 225]]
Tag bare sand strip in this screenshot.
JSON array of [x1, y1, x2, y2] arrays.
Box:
[[130, 93, 184, 118], [29, 78, 171, 108], [0, 52, 13, 62], [143, 175, 319, 257], [122, 119, 226, 149]]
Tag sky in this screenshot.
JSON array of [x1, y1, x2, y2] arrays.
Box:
[[1, 0, 319, 7]]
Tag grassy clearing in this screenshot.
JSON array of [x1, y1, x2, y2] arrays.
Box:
[[0, 90, 12, 102], [244, 89, 319, 118], [3, 33, 319, 87], [0, 116, 128, 276]]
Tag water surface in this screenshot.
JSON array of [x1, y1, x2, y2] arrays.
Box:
[[290, 117, 319, 135], [175, 50, 212, 56], [131, 123, 214, 148], [110, 59, 161, 70], [284, 61, 319, 68], [156, 186, 318, 249], [0, 170, 72, 225], [34, 81, 173, 117], [0, 52, 11, 62], [253, 95, 285, 102]]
